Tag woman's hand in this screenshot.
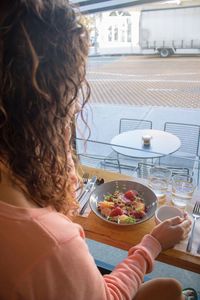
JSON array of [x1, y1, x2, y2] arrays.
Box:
[[150, 216, 191, 251]]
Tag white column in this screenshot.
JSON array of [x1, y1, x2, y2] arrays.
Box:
[[131, 10, 141, 52]]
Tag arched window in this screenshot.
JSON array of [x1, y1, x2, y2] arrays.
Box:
[[109, 11, 131, 17], [109, 11, 117, 16], [107, 10, 132, 43]]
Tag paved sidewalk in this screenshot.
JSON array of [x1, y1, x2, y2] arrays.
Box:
[[87, 55, 200, 108], [76, 103, 200, 182], [82, 103, 200, 145]]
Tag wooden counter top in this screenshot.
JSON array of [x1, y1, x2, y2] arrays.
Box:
[[74, 165, 200, 274]]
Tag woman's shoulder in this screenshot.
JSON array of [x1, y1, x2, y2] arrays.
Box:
[[34, 210, 85, 245]]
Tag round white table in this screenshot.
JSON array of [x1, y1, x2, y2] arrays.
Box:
[[111, 129, 181, 159]]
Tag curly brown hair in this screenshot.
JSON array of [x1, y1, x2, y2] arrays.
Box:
[[0, 0, 90, 214]]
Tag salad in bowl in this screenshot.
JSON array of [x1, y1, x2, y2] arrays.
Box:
[[90, 180, 157, 225]]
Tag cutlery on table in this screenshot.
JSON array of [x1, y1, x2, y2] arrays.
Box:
[[77, 174, 92, 203], [186, 201, 200, 253], [76, 173, 89, 195], [77, 175, 104, 203], [79, 176, 97, 204], [79, 176, 97, 215]]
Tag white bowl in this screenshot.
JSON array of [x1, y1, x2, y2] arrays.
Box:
[[155, 205, 183, 224]]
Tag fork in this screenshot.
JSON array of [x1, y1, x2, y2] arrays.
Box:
[[186, 202, 200, 252], [79, 176, 97, 215], [76, 173, 89, 201]]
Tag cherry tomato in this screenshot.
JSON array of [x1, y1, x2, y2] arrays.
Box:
[[124, 190, 138, 200], [131, 210, 146, 219], [110, 207, 123, 217]]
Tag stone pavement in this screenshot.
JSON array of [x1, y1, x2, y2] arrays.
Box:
[[83, 103, 200, 146], [80, 55, 200, 168], [87, 55, 200, 108]]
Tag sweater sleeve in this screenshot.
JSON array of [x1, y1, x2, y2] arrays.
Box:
[[103, 234, 161, 299], [16, 231, 161, 300]]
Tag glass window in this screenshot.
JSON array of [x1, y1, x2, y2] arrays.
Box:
[[127, 18, 132, 42], [114, 26, 118, 41]]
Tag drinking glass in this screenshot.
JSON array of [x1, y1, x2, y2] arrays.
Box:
[[148, 166, 172, 202], [171, 174, 196, 208]]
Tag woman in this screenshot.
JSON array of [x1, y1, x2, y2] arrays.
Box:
[[0, 1, 194, 299]]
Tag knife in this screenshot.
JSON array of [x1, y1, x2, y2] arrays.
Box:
[[79, 176, 97, 215], [78, 177, 93, 203], [78, 176, 97, 204]]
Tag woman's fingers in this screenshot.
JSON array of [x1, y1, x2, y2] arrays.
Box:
[[179, 219, 191, 240], [167, 216, 183, 225], [180, 219, 191, 229], [151, 214, 192, 250]]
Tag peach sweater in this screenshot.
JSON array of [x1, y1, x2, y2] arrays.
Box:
[[0, 201, 161, 300]]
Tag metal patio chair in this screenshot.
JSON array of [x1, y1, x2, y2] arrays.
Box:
[[119, 118, 152, 133], [75, 138, 121, 172], [158, 122, 200, 185], [136, 162, 189, 180], [103, 118, 153, 173]]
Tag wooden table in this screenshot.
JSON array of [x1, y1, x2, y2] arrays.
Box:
[[74, 165, 200, 274]]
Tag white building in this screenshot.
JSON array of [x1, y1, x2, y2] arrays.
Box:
[[89, 9, 140, 55], [89, 0, 200, 56]]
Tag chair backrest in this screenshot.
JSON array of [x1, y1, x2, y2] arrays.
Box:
[[164, 122, 200, 157], [136, 162, 189, 179], [119, 118, 152, 133], [75, 138, 113, 158], [75, 138, 121, 172]]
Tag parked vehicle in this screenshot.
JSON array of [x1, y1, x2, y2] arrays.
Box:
[[139, 6, 200, 57]]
